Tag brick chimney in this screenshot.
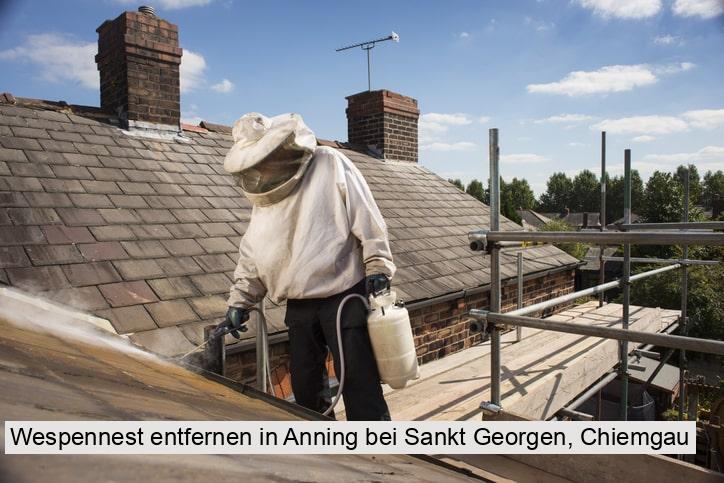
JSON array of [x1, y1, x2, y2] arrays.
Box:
[[95, 6, 182, 131], [346, 89, 419, 163]]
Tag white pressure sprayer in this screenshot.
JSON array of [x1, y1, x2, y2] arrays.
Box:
[[323, 290, 420, 417]]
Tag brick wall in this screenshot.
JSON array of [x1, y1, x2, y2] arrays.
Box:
[[346, 90, 419, 163], [95, 10, 182, 128], [225, 268, 576, 396]]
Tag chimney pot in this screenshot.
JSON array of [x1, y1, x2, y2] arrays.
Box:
[[346, 89, 419, 162], [138, 5, 156, 17]]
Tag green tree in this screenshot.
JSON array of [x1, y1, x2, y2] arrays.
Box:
[[506, 177, 536, 211], [641, 171, 682, 223], [606, 170, 644, 224], [448, 178, 464, 191], [465, 177, 533, 225], [702, 170, 723, 210], [628, 244, 724, 363], [538, 219, 588, 259], [571, 169, 600, 212], [465, 179, 486, 203], [538, 172, 573, 213], [675, 164, 701, 207], [638, 170, 703, 258]]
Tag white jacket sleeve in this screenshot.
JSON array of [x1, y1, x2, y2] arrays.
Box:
[[228, 233, 267, 308], [336, 153, 396, 279]]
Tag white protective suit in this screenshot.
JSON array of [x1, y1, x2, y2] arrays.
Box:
[[225, 115, 395, 308]]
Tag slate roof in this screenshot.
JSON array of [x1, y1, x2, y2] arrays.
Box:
[[541, 211, 601, 229], [0, 96, 578, 356], [515, 209, 552, 229]]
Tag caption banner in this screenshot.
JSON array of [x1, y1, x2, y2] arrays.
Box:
[[5, 420, 695, 455]]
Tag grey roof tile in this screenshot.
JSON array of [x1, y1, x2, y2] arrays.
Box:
[[25, 244, 83, 265], [121, 240, 169, 259], [89, 225, 136, 242], [99, 280, 158, 307], [97, 305, 157, 334], [0, 246, 31, 268], [148, 276, 199, 300], [145, 299, 199, 327], [6, 265, 69, 291], [156, 256, 204, 277], [112, 259, 164, 280], [165, 223, 206, 239], [42, 225, 94, 244], [78, 241, 129, 261], [41, 285, 109, 311], [40, 178, 85, 193]]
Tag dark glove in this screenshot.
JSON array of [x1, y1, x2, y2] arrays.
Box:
[[365, 273, 390, 298], [213, 307, 250, 339]]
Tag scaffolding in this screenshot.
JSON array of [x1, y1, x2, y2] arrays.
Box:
[[469, 128, 724, 425]]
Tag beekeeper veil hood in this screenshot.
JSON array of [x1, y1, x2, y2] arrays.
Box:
[[224, 112, 316, 206]]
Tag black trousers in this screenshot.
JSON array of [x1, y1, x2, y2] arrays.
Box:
[[285, 279, 390, 420]]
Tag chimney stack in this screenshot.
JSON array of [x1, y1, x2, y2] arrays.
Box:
[[346, 89, 419, 163], [96, 6, 182, 131]]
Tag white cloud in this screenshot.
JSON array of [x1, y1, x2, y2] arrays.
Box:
[[592, 115, 688, 134], [528, 63, 694, 97], [421, 142, 477, 152], [419, 112, 487, 148], [419, 112, 477, 141], [180, 49, 207, 93], [115, 0, 213, 9], [653, 34, 681, 45], [527, 65, 656, 96], [211, 78, 234, 93], [181, 103, 204, 125], [568, 142, 586, 147], [576, 0, 662, 19], [534, 113, 594, 124], [653, 62, 695, 75], [642, 146, 724, 168], [632, 135, 656, 142], [500, 153, 549, 164], [421, 113, 473, 126], [0, 34, 98, 89], [591, 108, 724, 135], [672, 0, 724, 18], [682, 109, 724, 129], [458, 32, 470, 39]]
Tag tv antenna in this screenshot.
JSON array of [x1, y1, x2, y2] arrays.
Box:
[[336, 32, 399, 91]]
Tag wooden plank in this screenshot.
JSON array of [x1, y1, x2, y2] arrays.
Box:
[[372, 302, 679, 421]]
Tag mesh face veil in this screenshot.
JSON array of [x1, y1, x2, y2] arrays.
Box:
[[237, 143, 307, 194]]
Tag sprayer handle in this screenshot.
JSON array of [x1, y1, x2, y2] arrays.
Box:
[[365, 274, 390, 298], [213, 307, 250, 339]]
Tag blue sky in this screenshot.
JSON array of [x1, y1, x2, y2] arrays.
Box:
[[1, 0, 723, 195]]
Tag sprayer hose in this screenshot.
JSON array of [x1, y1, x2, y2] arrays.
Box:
[[322, 293, 370, 417], [247, 306, 276, 398]]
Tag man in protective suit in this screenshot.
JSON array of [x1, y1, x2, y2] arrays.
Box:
[[217, 112, 394, 420]]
